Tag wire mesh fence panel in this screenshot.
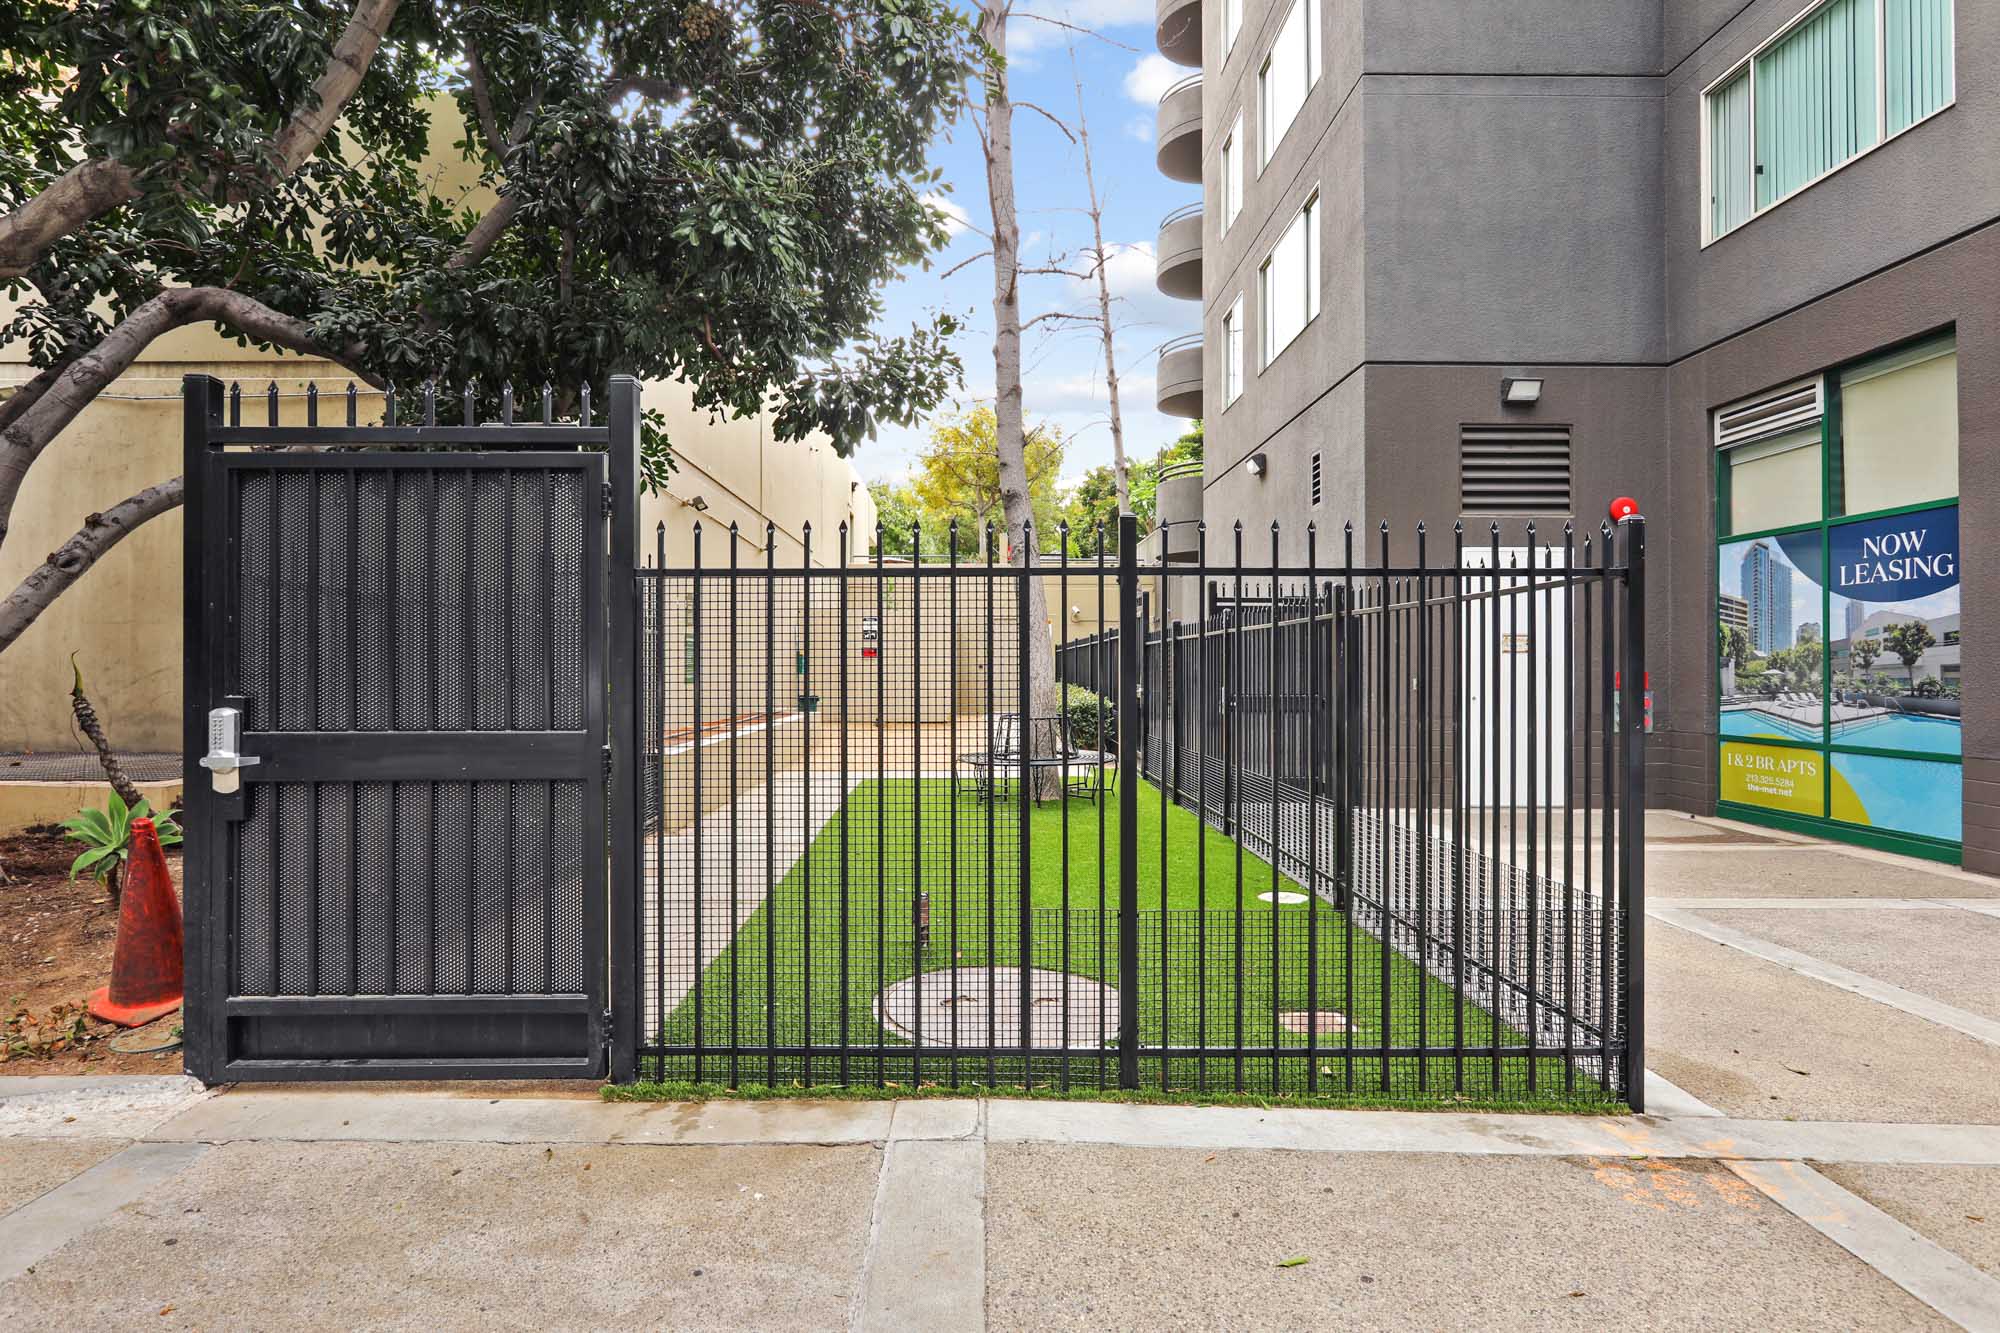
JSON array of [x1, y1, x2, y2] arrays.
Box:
[[639, 516, 1645, 1108]]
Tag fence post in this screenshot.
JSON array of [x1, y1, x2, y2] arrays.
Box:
[[606, 376, 641, 1083], [181, 374, 225, 1083], [1617, 514, 1647, 1112], [1117, 515, 1141, 1089]]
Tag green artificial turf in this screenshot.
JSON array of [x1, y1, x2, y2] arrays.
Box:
[[644, 777, 1606, 1105]]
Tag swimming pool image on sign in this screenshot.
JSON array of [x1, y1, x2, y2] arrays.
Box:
[[1721, 706, 1960, 754]]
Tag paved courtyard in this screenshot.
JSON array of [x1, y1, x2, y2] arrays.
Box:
[[4, 812, 1999, 1329]]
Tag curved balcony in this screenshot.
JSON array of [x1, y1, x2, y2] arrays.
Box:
[[1155, 203, 1203, 300], [1156, 334, 1203, 418], [1155, 75, 1203, 184], [1155, 0, 1202, 66]]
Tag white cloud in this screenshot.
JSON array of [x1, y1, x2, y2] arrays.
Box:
[[1125, 114, 1154, 143], [923, 191, 973, 238], [1123, 54, 1183, 107]]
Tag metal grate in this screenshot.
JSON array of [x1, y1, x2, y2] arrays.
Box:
[[230, 465, 588, 739], [1310, 451, 1322, 508], [1460, 425, 1572, 515]]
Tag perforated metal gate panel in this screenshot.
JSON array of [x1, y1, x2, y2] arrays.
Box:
[[184, 377, 612, 1080]]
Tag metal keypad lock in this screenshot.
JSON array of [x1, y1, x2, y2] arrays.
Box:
[[198, 706, 260, 793]]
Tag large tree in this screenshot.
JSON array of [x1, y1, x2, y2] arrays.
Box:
[[0, 0, 979, 651], [909, 402, 1063, 555]]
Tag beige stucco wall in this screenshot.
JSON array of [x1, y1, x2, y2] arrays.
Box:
[[0, 352, 875, 753], [0, 342, 353, 752]]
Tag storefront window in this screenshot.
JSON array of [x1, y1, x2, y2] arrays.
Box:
[[1726, 426, 1821, 534], [1715, 333, 1962, 857], [1835, 334, 1958, 516]]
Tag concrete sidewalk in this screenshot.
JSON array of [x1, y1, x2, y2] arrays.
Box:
[[5, 812, 2000, 1329], [3, 1077, 1999, 1330]]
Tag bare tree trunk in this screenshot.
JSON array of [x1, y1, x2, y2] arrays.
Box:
[[1071, 52, 1131, 515], [978, 0, 1061, 798]]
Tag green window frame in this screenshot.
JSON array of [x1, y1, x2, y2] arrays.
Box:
[[1703, 0, 1956, 243], [1713, 333, 1962, 861]]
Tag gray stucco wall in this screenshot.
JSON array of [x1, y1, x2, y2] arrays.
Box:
[[1361, 74, 1665, 364], [1365, 0, 1660, 75]]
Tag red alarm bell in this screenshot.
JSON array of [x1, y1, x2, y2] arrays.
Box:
[[1609, 496, 1640, 522]]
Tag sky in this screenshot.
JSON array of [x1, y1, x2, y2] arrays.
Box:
[[856, 0, 1197, 491]]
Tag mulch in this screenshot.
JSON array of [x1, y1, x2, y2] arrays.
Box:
[[1, 824, 186, 1075]]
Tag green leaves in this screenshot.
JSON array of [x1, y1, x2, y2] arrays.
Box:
[[60, 791, 180, 884], [5, 0, 979, 457]]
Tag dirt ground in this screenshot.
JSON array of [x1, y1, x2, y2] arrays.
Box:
[[0, 824, 185, 1075]]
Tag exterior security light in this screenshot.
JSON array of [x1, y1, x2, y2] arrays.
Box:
[[688, 494, 710, 511], [1501, 377, 1543, 406], [1246, 452, 1268, 478]]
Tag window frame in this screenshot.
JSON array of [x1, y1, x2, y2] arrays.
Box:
[[1223, 0, 1242, 57], [1220, 115, 1244, 234], [1257, 0, 1320, 171], [1257, 190, 1319, 370], [1701, 0, 1956, 246], [1221, 295, 1245, 407]]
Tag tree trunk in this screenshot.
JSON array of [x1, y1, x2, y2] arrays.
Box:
[[979, 0, 1061, 799]]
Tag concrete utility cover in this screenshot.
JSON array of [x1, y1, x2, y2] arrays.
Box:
[[874, 968, 1120, 1047], [1257, 891, 1309, 905], [1278, 1010, 1349, 1035]]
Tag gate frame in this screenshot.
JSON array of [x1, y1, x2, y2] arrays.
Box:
[[181, 373, 638, 1083]]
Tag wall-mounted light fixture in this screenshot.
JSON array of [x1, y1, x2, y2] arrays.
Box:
[[1246, 452, 1268, 478], [688, 494, 710, 512], [1501, 376, 1543, 407]]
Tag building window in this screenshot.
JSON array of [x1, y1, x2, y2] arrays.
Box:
[[1704, 0, 1955, 242], [1220, 116, 1243, 234], [1258, 0, 1320, 168], [1221, 296, 1244, 406], [1310, 452, 1322, 507], [1257, 192, 1318, 367], [1714, 332, 1963, 851], [1223, 0, 1242, 55]]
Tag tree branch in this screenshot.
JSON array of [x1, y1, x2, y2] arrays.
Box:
[[0, 364, 63, 435], [0, 287, 374, 549], [1014, 100, 1074, 141], [0, 477, 184, 655], [269, 0, 404, 178], [940, 249, 993, 279], [0, 159, 138, 282], [0, 0, 401, 279], [462, 36, 507, 160]]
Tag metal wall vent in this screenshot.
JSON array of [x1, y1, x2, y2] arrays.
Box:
[[1459, 425, 1572, 515], [1310, 451, 1322, 507], [1714, 380, 1822, 449]]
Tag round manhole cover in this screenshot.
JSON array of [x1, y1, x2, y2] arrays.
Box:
[[1257, 890, 1309, 905], [874, 967, 1120, 1047]]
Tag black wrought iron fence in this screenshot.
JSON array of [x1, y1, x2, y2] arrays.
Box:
[[1058, 519, 1648, 1102], [634, 514, 1647, 1107]]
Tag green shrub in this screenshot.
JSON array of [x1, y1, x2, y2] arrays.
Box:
[[1061, 684, 1116, 752]]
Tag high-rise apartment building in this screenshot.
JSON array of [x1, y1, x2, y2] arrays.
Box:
[[1148, 0, 1988, 866]]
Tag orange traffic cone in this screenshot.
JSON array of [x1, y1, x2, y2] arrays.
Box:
[[88, 817, 185, 1027]]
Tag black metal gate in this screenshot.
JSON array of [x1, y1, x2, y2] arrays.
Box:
[[181, 375, 627, 1080]]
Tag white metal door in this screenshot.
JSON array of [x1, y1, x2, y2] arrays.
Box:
[[1462, 545, 1568, 808]]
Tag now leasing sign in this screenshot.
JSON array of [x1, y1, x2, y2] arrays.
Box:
[[1825, 505, 1960, 603]]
